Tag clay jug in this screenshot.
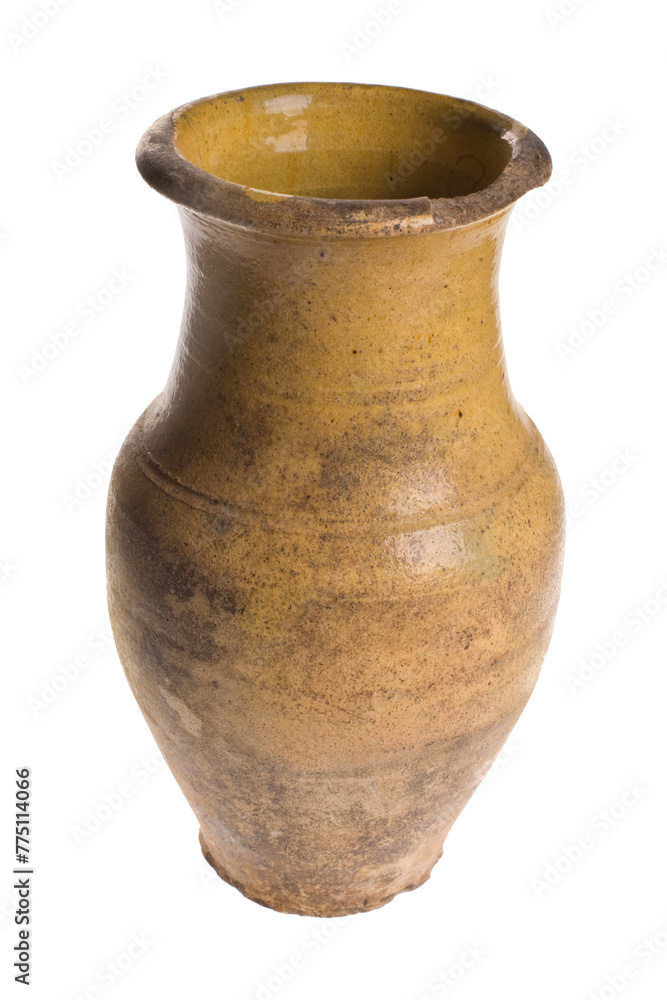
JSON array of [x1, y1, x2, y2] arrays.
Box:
[[106, 82, 565, 917]]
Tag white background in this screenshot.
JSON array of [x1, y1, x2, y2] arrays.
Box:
[[2, 1, 666, 998]]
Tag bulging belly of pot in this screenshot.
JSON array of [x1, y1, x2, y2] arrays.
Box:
[[106, 420, 563, 912], [106, 421, 564, 774]]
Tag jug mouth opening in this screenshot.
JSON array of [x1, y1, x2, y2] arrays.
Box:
[[137, 82, 552, 238]]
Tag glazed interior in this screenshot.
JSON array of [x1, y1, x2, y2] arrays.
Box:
[[173, 82, 514, 201]]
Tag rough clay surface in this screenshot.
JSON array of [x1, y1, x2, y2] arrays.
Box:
[[106, 84, 565, 917]]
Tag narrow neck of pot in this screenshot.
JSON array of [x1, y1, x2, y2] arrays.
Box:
[[163, 206, 513, 410], [139, 206, 520, 516]]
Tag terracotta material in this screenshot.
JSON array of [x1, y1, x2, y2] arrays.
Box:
[[106, 82, 565, 917]]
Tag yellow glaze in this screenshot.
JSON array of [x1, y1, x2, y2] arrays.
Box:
[[106, 82, 564, 916]]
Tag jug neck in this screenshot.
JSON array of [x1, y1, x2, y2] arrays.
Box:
[[165, 206, 514, 407]]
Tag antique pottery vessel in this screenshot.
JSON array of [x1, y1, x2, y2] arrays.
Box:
[[106, 82, 565, 916]]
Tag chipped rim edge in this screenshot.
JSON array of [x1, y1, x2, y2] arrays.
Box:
[[135, 81, 553, 239]]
